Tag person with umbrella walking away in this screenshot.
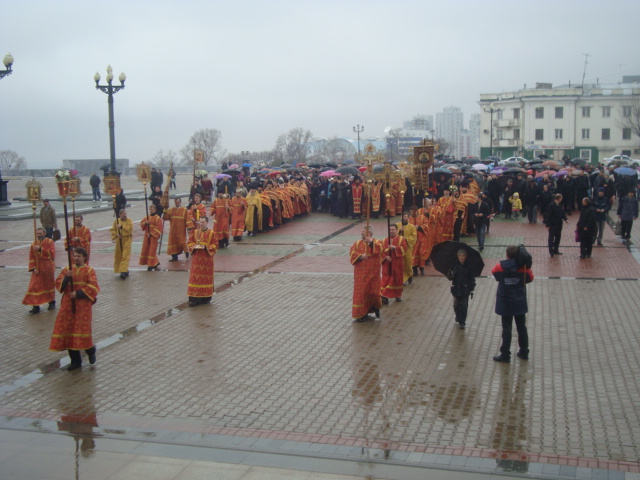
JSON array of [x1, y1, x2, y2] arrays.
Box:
[[446, 249, 476, 329], [492, 246, 534, 363]]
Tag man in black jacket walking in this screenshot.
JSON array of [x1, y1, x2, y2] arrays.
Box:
[[544, 193, 568, 257], [446, 249, 476, 329]]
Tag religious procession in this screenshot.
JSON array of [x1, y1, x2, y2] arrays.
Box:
[[26, 142, 640, 371]]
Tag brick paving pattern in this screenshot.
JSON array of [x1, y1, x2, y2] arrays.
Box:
[[1, 175, 640, 478]]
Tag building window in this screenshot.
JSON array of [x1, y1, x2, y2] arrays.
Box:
[[623, 128, 632, 140], [582, 106, 590, 118], [513, 108, 520, 119], [555, 129, 563, 140], [513, 129, 520, 140], [623, 106, 632, 117], [581, 129, 590, 140], [497, 129, 504, 140], [602, 128, 610, 140], [497, 109, 503, 120], [555, 107, 564, 119], [602, 106, 611, 118], [535, 107, 544, 119], [535, 129, 544, 141]]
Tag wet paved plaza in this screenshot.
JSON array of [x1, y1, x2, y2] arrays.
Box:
[[1, 175, 640, 479]]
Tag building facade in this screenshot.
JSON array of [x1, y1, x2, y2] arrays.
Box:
[[436, 106, 464, 158], [479, 81, 640, 164]]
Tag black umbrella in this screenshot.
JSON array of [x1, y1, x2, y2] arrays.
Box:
[[497, 174, 519, 188], [528, 163, 545, 170], [529, 158, 544, 164], [570, 158, 588, 166], [335, 165, 361, 176], [280, 163, 293, 168], [431, 241, 485, 278], [222, 168, 242, 174], [502, 167, 526, 175], [308, 163, 323, 169], [324, 162, 338, 168]]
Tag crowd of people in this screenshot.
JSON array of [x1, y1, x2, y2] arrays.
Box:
[[20, 159, 639, 371]]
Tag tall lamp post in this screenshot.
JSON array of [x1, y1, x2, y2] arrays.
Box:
[[0, 53, 14, 79], [353, 124, 364, 154], [483, 103, 500, 157], [94, 65, 126, 175]]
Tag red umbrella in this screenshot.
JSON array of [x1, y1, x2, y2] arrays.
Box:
[[358, 166, 367, 172], [267, 171, 282, 177], [535, 170, 557, 178]]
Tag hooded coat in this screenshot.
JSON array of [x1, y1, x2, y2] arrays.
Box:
[[492, 258, 534, 316]]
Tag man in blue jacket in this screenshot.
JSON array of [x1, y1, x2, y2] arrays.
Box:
[[492, 246, 534, 363]]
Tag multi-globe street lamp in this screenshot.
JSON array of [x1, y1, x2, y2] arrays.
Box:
[[353, 124, 364, 154], [94, 65, 126, 175], [1, 53, 14, 79]]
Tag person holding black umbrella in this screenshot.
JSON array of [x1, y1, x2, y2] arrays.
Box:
[[446, 249, 476, 329], [492, 246, 534, 363]]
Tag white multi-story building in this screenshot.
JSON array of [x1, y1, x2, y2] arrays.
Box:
[[478, 80, 640, 163], [436, 106, 464, 158]]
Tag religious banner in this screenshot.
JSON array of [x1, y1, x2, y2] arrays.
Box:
[[103, 174, 121, 196]]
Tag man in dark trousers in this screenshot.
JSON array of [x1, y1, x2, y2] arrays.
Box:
[[471, 192, 492, 251], [544, 193, 568, 257], [446, 249, 476, 329], [492, 246, 534, 363], [89, 172, 102, 201]]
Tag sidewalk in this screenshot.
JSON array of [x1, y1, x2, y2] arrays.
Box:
[[1, 181, 640, 479]]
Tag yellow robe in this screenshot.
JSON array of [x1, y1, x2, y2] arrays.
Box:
[[396, 222, 417, 282], [244, 191, 263, 234], [110, 217, 133, 273]]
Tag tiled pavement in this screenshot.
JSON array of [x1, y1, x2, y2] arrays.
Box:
[[1, 176, 640, 479]]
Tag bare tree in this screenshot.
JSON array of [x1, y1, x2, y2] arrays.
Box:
[[273, 127, 313, 165], [0, 150, 27, 170], [151, 149, 178, 167], [619, 97, 640, 139], [179, 128, 225, 166]]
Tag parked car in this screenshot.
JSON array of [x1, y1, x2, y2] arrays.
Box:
[[499, 156, 528, 165], [603, 155, 633, 166]]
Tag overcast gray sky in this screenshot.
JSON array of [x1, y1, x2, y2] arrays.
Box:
[[2, 0, 639, 168]]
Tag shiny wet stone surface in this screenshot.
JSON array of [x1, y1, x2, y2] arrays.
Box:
[[2, 177, 640, 478]]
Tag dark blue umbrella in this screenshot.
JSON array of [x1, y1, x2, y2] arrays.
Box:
[[242, 163, 252, 168]]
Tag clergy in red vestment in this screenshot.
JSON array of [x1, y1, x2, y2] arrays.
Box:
[[350, 225, 384, 322], [230, 191, 248, 241], [187, 193, 207, 230], [211, 192, 231, 248], [186, 216, 218, 307], [23, 227, 56, 314], [49, 247, 100, 371], [163, 197, 189, 262], [139, 204, 163, 270], [65, 215, 92, 264], [350, 179, 363, 218], [380, 224, 408, 303], [410, 199, 436, 275]]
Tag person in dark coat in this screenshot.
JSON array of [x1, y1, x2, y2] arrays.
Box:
[[617, 190, 639, 241], [446, 249, 476, 329], [114, 188, 127, 217], [523, 176, 540, 224], [470, 192, 492, 251], [502, 179, 515, 219], [574, 171, 590, 211], [492, 246, 534, 363], [538, 184, 553, 223], [576, 197, 597, 258], [592, 188, 611, 246], [544, 193, 568, 257], [558, 176, 575, 214], [89, 172, 102, 201]]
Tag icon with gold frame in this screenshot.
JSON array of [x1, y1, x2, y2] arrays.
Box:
[[136, 162, 151, 184], [104, 174, 121, 196], [26, 178, 43, 204]]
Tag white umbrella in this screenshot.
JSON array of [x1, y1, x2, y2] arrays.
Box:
[[472, 163, 488, 171]]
